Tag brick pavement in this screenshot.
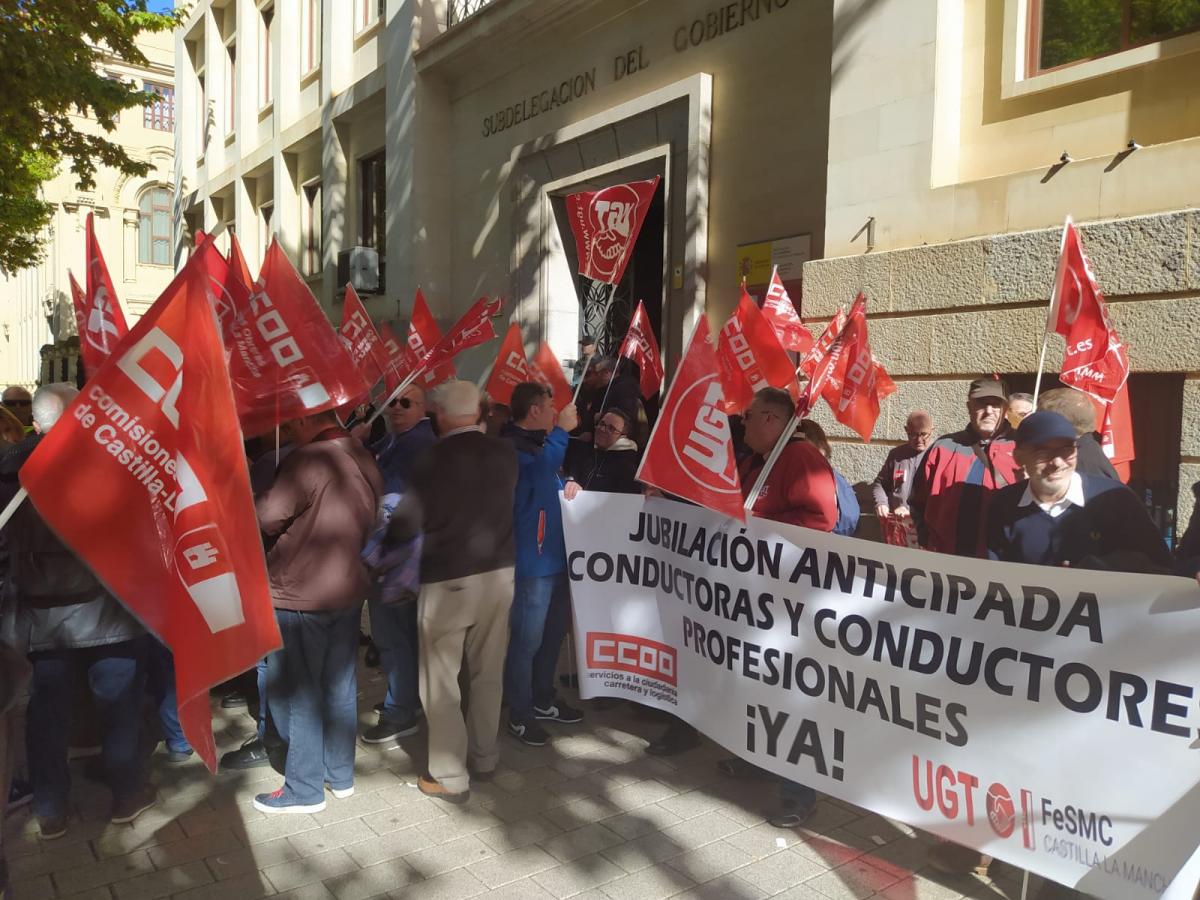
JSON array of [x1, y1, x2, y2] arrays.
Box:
[[2, 661, 1051, 900]]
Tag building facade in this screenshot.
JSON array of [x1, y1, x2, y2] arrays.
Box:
[[176, 0, 1200, 530], [0, 30, 176, 389]]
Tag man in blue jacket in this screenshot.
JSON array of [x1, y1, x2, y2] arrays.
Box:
[[502, 382, 583, 746]]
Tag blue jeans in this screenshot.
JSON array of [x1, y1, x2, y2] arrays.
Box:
[[368, 600, 419, 722], [147, 640, 189, 753], [26, 639, 146, 818], [266, 606, 360, 803], [505, 573, 570, 723]]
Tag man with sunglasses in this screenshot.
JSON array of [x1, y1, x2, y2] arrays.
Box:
[[871, 410, 933, 521], [360, 384, 436, 745], [1, 386, 32, 432]]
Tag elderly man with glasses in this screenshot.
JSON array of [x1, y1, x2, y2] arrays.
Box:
[[871, 410, 934, 521], [1, 386, 33, 431]]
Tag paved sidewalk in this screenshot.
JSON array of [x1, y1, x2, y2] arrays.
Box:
[[3, 661, 1049, 900]]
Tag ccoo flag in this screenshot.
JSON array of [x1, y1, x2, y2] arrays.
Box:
[[82, 212, 130, 373], [761, 266, 814, 355], [636, 317, 745, 521], [618, 299, 664, 399], [402, 289, 458, 388], [339, 284, 391, 390], [19, 241, 280, 772], [716, 286, 799, 414], [485, 323, 531, 406], [531, 342, 573, 412], [819, 296, 896, 441]]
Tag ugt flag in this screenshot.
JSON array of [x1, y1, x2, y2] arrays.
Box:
[[761, 266, 814, 355], [618, 299, 664, 399], [565, 177, 660, 285], [225, 239, 369, 436], [1048, 217, 1129, 404], [716, 286, 798, 414], [82, 212, 130, 372], [636, 317, 744, 521], [19, 241, 280, 772], [485, 323, 531, 406]]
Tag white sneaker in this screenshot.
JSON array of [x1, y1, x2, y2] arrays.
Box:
[[330, 786, 354, 800]]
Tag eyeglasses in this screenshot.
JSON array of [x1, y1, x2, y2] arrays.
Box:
[[1028, 442, 1078, 464], [906, 430, 932, 439], [389, 397, 416, 409], [3, 399, 30, 407], [596, 422, 624, 435]]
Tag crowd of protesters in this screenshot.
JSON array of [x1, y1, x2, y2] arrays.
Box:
[[0, 359, 1189, 898]]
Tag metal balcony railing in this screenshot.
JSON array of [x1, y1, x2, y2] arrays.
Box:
[[446, 0, 501, 27]]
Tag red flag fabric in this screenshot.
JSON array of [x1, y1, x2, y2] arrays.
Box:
[[228, 234, 256, 289], [715, 287, 799, 414], [378, 323, 406, 393], [819, 297, 896, 441], [531, 343, 573, 412], [339, 285, 390, 388], [636, 317, 745, 521], [82, 212, 130, 372], [224, 239, 370, 436], [618, 299, 664, 399], [419, 295, 503, 374], [484, 323, 531, 406], [1089, 385, 1135, 482], [20, 241, 280, 772], [67, 272, 89, 369], [402, 289, 457, 388], [1048, 218, 1129, 403], [800, 306, 850, 413], [565, 177, 660, 285], [762, 267, 814, 355]]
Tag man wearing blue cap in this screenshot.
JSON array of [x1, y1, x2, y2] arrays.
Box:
[[986, 410, 1168, 572]]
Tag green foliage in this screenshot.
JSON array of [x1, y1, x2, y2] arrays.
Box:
[[1040, 0, 1200, 69], [0, 1, 183, 274], [1130, 0, 1200, 41]]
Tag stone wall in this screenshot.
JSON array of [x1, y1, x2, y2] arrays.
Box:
[[801, 207, 1200, 530]]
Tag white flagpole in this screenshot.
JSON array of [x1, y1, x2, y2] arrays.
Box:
[[743, 414, 799, 514], [571, 353, 593, 404], [365, 367, 423, 429], [0, 487, 27, 532]]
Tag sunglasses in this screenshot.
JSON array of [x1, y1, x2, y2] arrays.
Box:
[[3, 399, 30, 407], [389, 397, 417, 409]]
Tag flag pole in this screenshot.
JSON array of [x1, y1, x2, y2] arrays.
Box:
[[571, 354, 593, 403], [593, 282, 623, 413], [1032, 333, 1052, 404], [743, 400, 809, 515], [0, 487, 27, 532], [1034, 218, 1072, 404]]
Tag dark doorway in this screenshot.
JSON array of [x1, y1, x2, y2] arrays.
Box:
[[1003, 371, 1183, 546]]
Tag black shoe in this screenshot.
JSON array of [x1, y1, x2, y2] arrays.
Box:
[[373, 701, 424, 719], [767, 794, 817, 828], [508, 719, 549, 747], [220, 691, 249, 709], [646, 722, 701, 757], [534, 700, 583, 724], [220, 737, 270, 770], [361, 715, 419, 744]]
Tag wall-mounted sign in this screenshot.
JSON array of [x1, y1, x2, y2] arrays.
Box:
[[737, 233, 811, 306]]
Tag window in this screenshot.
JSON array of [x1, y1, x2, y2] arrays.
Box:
[[360, 153, 385, 254], [1030, 0, 1200, 73], [303, 0, 321, 73], [138, 187, 172, 265], [260, 201, 275, 253], [224, 41, 236, 135], [143, 82, 174, 131], [302, 181, 323, 276], [196, 72, 208, 153], [260, 4, 275, 109], [357, 0, 384, 32]]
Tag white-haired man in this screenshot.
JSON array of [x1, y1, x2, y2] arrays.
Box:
[[409, 381, 518, 804], [0, 384, 152, 839]]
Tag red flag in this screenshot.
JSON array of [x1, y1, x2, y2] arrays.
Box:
[[618, 300, 664, 399], [820, 297, 895, 441], [378, 323, 406, 393], [194, 229, 208, 247], [531, 343, 573, 412], [565, 177, 660, 285], [67, 272, 89, 368], [419, 295, 503, 374], [82, 212, 130, 372], [228, 233, 256, 289], [224, 239, 370, 436], [20, 242, 280, 772], [1089, 385, 1135, 482], [484, 323, 531, 406], [715, 287, 798, 413], [800, 306, 850, 412], [339, 285, 390, 388], [762, 267, 814, 355], [403, 289, 457, 388], [636, 318, 745, 521], [1048, 218, 1129, 404]]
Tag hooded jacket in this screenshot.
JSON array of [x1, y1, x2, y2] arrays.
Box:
[[567, 437, 641, 494], [0, 434, 144, 652], [502, 423, 568, 579]]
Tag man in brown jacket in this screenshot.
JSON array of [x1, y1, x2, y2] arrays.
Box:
[[253, 409, 383, 814]]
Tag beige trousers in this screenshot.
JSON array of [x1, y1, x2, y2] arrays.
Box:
[[417, 567, 514, 793]]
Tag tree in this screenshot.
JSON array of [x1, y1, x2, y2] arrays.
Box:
[[0, 1, 181, 274]]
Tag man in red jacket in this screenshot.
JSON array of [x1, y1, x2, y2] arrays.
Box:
[[909, 377, 1023, 558]]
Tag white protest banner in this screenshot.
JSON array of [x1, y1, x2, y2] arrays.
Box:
[[562, 492, 1200, 899]]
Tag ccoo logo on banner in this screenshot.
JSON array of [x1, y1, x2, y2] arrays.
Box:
[[562, 492, 1200, 900]]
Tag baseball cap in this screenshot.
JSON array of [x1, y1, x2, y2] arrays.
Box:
[[1014, 411, 1078, 448], [967, 377, 1008, 402], [579, 334, 595, 345]]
